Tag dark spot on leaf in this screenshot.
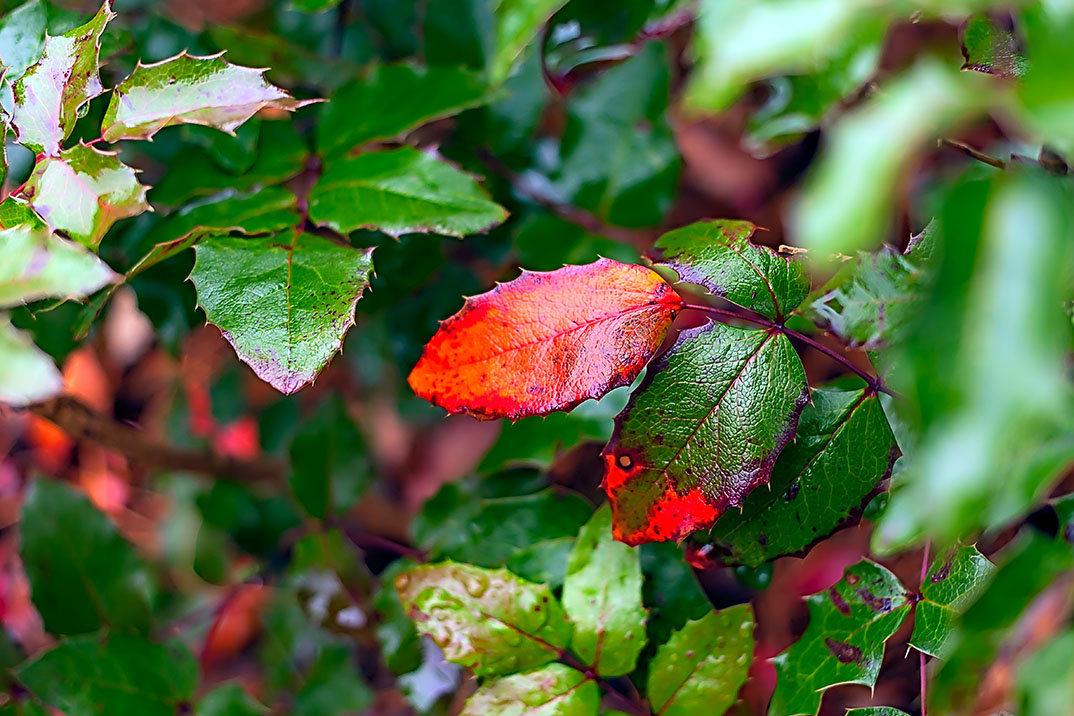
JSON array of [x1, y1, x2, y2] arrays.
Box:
[[618, 454, 633, 469], [757, 533, 767, 547], [857, 589, 893, 613], [828, 586, 851, 615], [930, 560, 953, 583], [824, 637, 863, 664], [784, 484, 799, 500]]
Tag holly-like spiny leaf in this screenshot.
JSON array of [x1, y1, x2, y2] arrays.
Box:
[[22, 143, 150, 248], [562, 505, 646, 676], [460, 663, 599, 716], [395, 562, 571, 677], [409, 258, 683, 420], [308, 146, 508, 238], [190, 233, 373, 395], [0, 196, 45, 230], [603, 321, 809, 545], [707, 387, 898, 568], [102, 52, 317, 142], [769, 560, 912, 716], [653, 220, 809, 322], [961, 14, 1027, 79], [0, 317, 62, 406], [0, 224, 116, 307], [10, 1, 113, 155], [910, 545, 995, 658], [647, 604, 755, 716]]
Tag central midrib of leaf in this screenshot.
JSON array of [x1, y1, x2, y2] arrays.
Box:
[[725, 241, 783, 320]]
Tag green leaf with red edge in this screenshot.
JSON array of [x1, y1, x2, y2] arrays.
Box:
[[190, 233, 373, 395], [602, 321, 808, 545], [308, 146, 508, 238], [961, 15, 1027, 79], [646, 604, 755, 716], [706, 387, 898, 568], [769, 560, 912, 716], [395, 561, 571, 677], [0, 317, 62, 407], [23, 144, 150, 249], [909, 545, 995, 659], [0, 224, 116, 307], [408, 258, 683, 420], [10, 1, 113, 155], [460, 664, 599, 716], [101, 52, 317, 142], [652, 220, 809, 322]]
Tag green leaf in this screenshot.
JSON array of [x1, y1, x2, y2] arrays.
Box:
[[288, 395, 369, 520], [373, 559, 424, 675], [909, 545, 995, 659], [845, 710, 911, 716], [308, 147, 508, 238], [19, 634, 196, 716], [0, 197, 46, 230], [290, 0, 343, 11], [1016, 630, 1074, 716], [0, 225, 115, 307], [962, 14, 1027, 78], [490, 0, 570, 84], [562, 505, 646, 676], [506, 538, 575, 590], [793, 61, 988, 256], [707, 387, 897, 568], [10, 1, 113, 155], [647, 604, 755, 716], [0, 317, 61, 406], [197, 684, 268, 716], [292, 643, 373, 716], [460, 664, 600, 716], [20, 479, 152, 635], [603, 321, 809, 545], [639, 542, 712, 652], [395, 561, 571, 677], [101, 52, 317, 142], [799, 224, 936, 348], [23, 144, 150, 248], [190, 233, 374, 395], [317, 64, 493, 155], [0, 0, 47, 81], [1014, 7, 1074, 156], [769, 560, 912, 716], [653, 220, 809, 321]]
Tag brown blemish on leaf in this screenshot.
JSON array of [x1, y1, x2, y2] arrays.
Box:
[[824, 637, 863, 664], [828, 586, 851, 616]]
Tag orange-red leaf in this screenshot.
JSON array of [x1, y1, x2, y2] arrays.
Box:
[[408, 258, 683, 420]]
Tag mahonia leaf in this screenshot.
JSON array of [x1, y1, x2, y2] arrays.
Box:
[[603, 321, 808, 545], [0, 0, 47, 81], [10, 1, 113, 155], [769, 560, 912, 716], [409, 258, 683, 420], [460, 664, 599, 716], [961, 15, 1027, 79], [317, 64, 493, 155], [490, 0, 570, 84], [707, 388, 898, 568], [653, 220, 809, 322], [308, 146, 508, 238], [102, 52, 317, 142], [909, 545, 995, 659], [197, 684, 268, 716], [0, 196, 46, 230], [190, 233, 374, 395], [647, 604, 755, 716], [395, 562, 571, 677], [800, 224, 936, 348], [0, 317, 61, 406], [23, 143, 150, 248], [845, 710, 911, 716], [0, 224, 117, 306], [562, 505, 646, 676]]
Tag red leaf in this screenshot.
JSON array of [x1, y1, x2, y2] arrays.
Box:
[[408, 258, 683, 420]]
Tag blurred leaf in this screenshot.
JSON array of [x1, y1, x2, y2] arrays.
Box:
[[845, 710, 911, 716], [1015, 6, 1074, 156], [373, 559, 424, 675], [961, 14, 1026, 78], [196, 684, 268, 716], [769, 560, 912, 716], [290, 0, 342, 11], [909, 545, 995, 658], [292, 643, 373, 716], [639, 542, 711, 650], [707, 387, 897, 568], [21, 479, 152, 635], [19, 635, 197, 716], [206, 26, 356, 93], [562, 505, 646, 676], [10, 1, 112, 155], [1016, 630, 1074, 716], [0, 224, 116, 306], [0, 0, 47, 81], [647, 604, 754, 716], [196, 480, 301, 557], [512, 213, 637, 272], [395, 562, 571, 677], [0, 317, 60, 406], [490, 0, 570, 84], [506, 537, 575, 589], [288, 396, 369, 520], [460, 663, 600, 715], [309, 147, 508, 238]]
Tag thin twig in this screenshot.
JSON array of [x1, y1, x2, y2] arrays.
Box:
[[938, 138, 1006, 170], [332, 522, 428, 562]]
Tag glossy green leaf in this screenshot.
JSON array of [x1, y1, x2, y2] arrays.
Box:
[[707, 388, 897, 568], [308, 146, 507, 238], [190, 233, 374, 395], [0, 317, 61, 406], [654, 220, 809, 321], [962, 14, 1026, 78], [21, 479, 153, 635], [317, 64, 493, 155], [23, 144, 150, 248], [10, 1, 113, 155], [603, 321, 809, 545], [845, 709, 911, 716], [102, 52, 316, 142], [490, 0, 570, 84], [647, 605, 754, 716], [0, 197, 45, 230], [395, 561, 571, 677], [0, 0, 47, 81], [288, 395, 369, 520], [562, 505, 646, 676], [0, 224, 116, 307], [639, 542, 712, 652], [197, 684, 268, 716], [910, 545, 995, 658], [1016, 630, 1074, 716], [19, 635, 197, 716], [769, 560, 912, 716], [506, 538, 575, 590], [461, 664, 599, 716]]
